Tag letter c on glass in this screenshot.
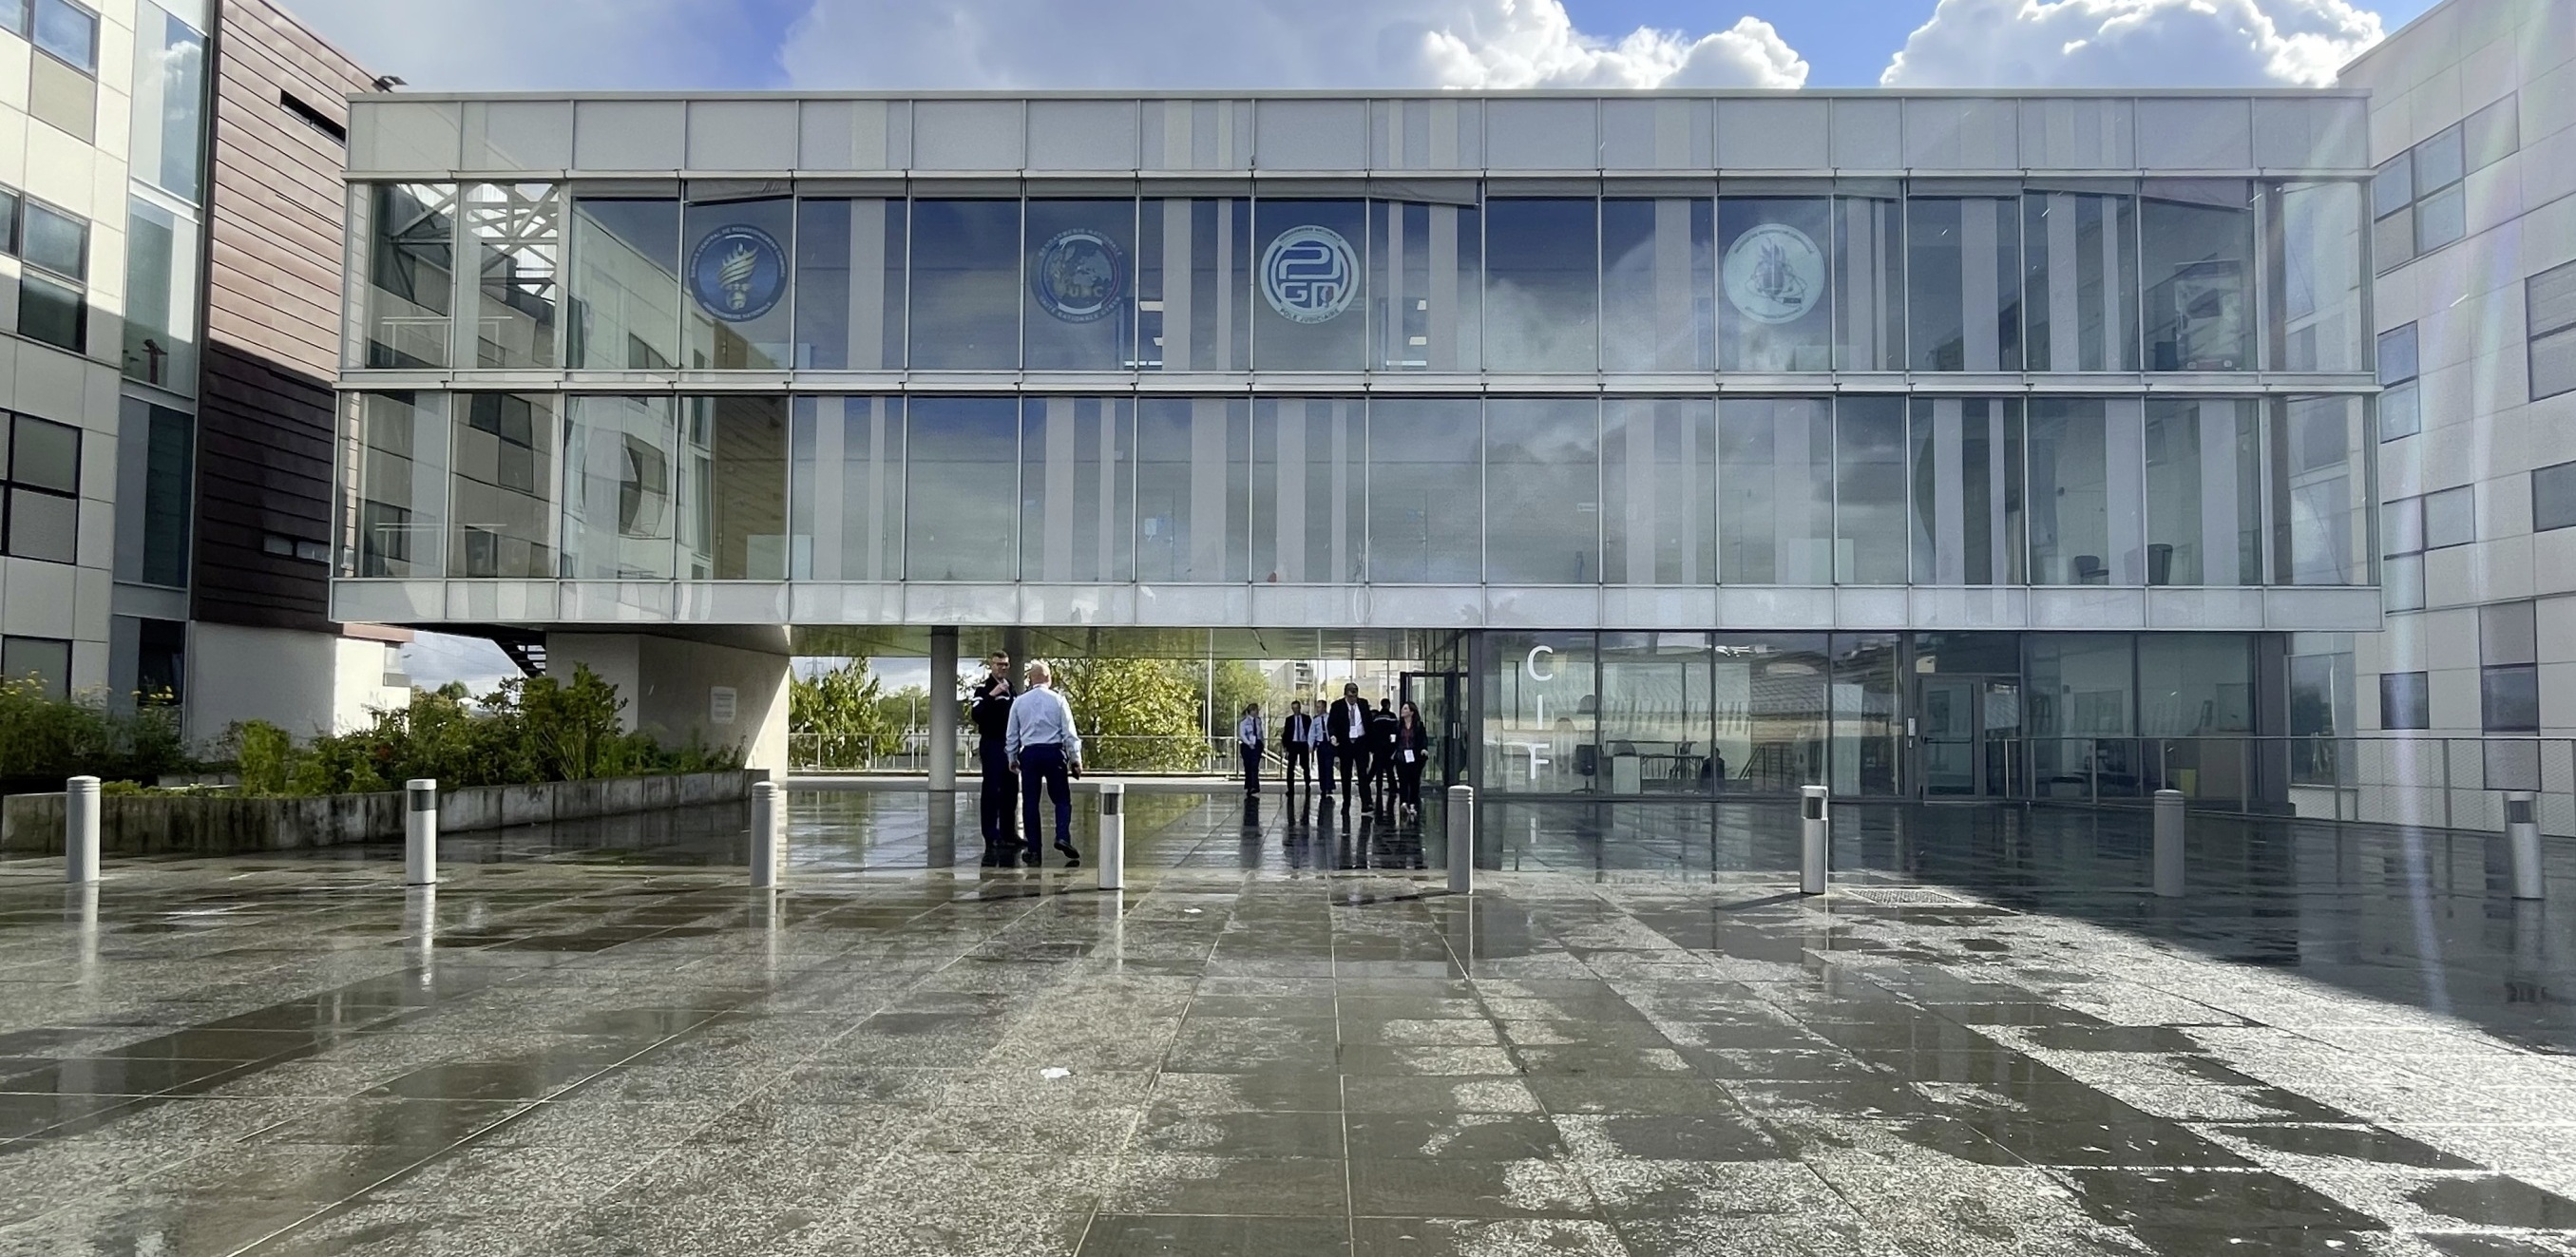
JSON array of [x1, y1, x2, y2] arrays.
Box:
[[1525, 645, 1555, 682]]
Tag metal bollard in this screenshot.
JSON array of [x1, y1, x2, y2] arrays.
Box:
[[1799, 786, 1828, 895], [404, 779, 438, 886], [750, 781, 781, 888], [2507, 791, 2544, 902], [2152, 789, 2185, 899], [1447, 785, 1475, 893], [65, 776, 101, 885], [1097, 781, 1125, 891]]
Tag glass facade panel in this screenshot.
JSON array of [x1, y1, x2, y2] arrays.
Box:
[[1715, 635, 1826, 793], [1023, 200, 1136, 371], [1366, 398, 1480, 583], [561, 395, 677, 580], [365, 183, 457, 369], [904, 396, 1018, 581], [1833, 193, 1905, 371], [469, 183, 559, 370], [1484, 632, 1597, 793], [1483, 199, 1597, 371], [1834, 397, 1908, 585], [1599, 633, 1713, 795], [792, 199, 905, 370], [128, 4, 204, 202], [1718, 198, 1832, 371], [568, 198, 678, 371], [2268, 181, 2366, 372], [1371, 198, 1480, 371], [682, 196, 792, 371], [689, 395, 789, 579], [1252, 200, 1367, 371], [2144, 181, 2255, 371], [1018, 396, 1135, 582], [1830, 634, 1900, 797], [353, 392, 448, 579], [1910, 398, 2024, 585], [2145, 398, 2261, 585], [450, 392, 555, 579], [1600, 198, 1712, 371], [1135, 398, 1249, 583], [2276, 394, 2371, 585], [2028, 634, 2139, 799], [1602, 399, 1714, 585], [1720, 398, 1833, 584], [1251, 397, 1364, 583], [1484, 398, 1599, 584], [122, 198, 198, 392], [1137, 199, 1250, 372], [2023, 189, 2138, 371], [788, 396, 904, 581], [908, 200, 1021, 370], [1907, 196, 2021, 371], [2028, 398, 2145, 585]]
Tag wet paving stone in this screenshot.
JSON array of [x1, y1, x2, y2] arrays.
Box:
[[2, 792, 2574, 1254]]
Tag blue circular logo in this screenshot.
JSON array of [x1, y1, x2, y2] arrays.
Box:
[[1032, 228, 1127, 324], [688, 224, 787, 324], [1260, 225, 1358, 324]]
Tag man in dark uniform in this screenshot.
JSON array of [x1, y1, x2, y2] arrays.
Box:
[[970, 650, 1018, 866], [1365, 697, 1401, 816]]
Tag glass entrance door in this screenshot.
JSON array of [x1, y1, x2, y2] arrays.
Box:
[[1919, 676, 2021, 798], [1401, 670, 1467, 789]]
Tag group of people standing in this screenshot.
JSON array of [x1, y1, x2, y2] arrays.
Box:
[[1240, 681, 1431, 821], [970, 649, 1084, 868]]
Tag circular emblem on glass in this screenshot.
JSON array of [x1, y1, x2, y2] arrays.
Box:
[[1721, 222, 1823, 326], [1260, 225, 1359, 324], [688, 224, 788, 323], [1031, 228, 1128, 324]]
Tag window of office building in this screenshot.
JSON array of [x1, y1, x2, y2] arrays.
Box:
[[1018, 396, 1134, 583], [0, 636, 71, 700], [1372, 196, 1480, 371], [350, 392, 448, 579], [788, 396, 904, 581], [1602, 399, 1715, 585], [559, 394, 675, 581], [1252, 199, 1367, 371], [1834, 189, 1905, 371], [2145, 398, 2261, 585], [792, 199, 906, 371], [123, 198, 199, 391], [1023, 199, 1137, 371], [1601, 198, 1711, 371], [1718, 397, 1832, 584], [681, 195, 791, 371], [2274, 395, 2370, 585], [908, 200, 1021, 371], [1367, 398, 1481, 583], [449, 392, 555, 579], [2530, 259, 2576, 402], [1715, 634, 1830, 794], [1719, 195, 1833, 371], [2535, 460, 2576, 535], [904, 396, 1018, 581], [2420, 484, 2475, 550], [2267, 181, 2367, 373], [1134, 398, 1248, 583], [128, 3, 205, 202], [2027, 398, 2145, 585], [2481, 600, 2539, 733], [1483, 199, 1597, 372], [2023, 187, 2138, 371], [1909, 397, 2023, 586], [687, 395, 788, 580], [17, 197, 87, 352], [1834, 397, 1908, 585], [1250, 397, 1364, 583], [1486, 398, 1599, 584], [28, 0, 97, 141], [114, 399, 191, 588], [470, 183, 559, 370], [3, 412, 80, 564], [2143, 181, 2255, 371], [2379, 671, 2430, 731], [2377, 324, 2420, 439], [2376, 97, 2515, 271], [2028, 633, 2140, 797], [1907, 194, 2020, 371], [364, 183, 459, 369], [1137, 199, 1250, 373]]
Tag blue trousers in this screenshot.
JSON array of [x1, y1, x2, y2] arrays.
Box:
[[1020, 743, 1074, 855]]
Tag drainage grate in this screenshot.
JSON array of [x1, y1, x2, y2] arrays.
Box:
[[1834, 887, 1972, 905]]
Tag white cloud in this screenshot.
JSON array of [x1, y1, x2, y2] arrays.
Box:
[[282, 0, 741, 90], [780, 1, 1805, 90], [1880, 0, 2384, 88]]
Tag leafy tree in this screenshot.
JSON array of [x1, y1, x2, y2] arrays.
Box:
[[1203, 658, 1276, 740], [791, 657, 906, 768], [1048, 657, 1201, 773]]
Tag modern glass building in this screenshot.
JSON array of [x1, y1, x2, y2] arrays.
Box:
[[331, 89, 2382, 802]]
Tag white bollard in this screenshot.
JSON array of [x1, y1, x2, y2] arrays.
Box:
[[404, 779, 439, 886], [1447, 785, 1475, 893], [2152, 789, 2185, 899], [1097, 781, 1125, 891], [750, 781, 781, 888], [1799, 786, 1829, 895], [65, 776, 101, 885], [2506, 791, 2544, 902]]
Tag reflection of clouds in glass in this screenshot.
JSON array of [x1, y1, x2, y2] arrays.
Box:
[[1482, 279, 1593, 372]]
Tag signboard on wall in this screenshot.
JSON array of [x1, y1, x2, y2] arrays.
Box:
[[710, 686, 738, 726]]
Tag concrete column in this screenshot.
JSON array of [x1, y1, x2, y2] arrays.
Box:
[[545, 629, 792, 777], [929, 626, 959, 791]]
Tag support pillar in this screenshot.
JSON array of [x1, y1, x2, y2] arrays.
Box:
[[929, 626, 959, 791]]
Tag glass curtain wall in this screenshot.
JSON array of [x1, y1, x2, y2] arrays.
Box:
[[560, 395, 677, 580], [1601, 198, 1712, 371], [2026, 398, 2145, 585], [1483, 199, 1598, 371], [1602, 400, 1715, 585], [1599, 633, 1715, 795], [788, 396, 903, 581], [1718, 194, 1833, 371], [1019, 395, 1135, 582], [1253, 200, 1368, 370], [1139, 199, 1250, 371], [2275, 394, 2373, 585], [1833, 398, 1908, 584], [909, 200, 1021, 370], [450, 392, 555, 578], [691, 395, 789, 579], [1718, 398, 1832, 584], [469, 183, 559, 370], [362, 183, 457, 369], [2267, 181, 2367, 373], [568, 198, 679, 370], [1135, 398, 1249, 582], [1251, 397, 1364, 583], [352, 391, 448, 578], [1484, 399, 1599, 584], [2027, 634, 2137, 798], [1371, 194, 1480, 371], [792, 198, 906, 370], [2144, 398, 2261, 585], [905, 396, 1019, 580], [1909, 398, 2024, 585], [1907, 193, 2021, 371], [2022, 186, 2137, 371], [1023, 200, 1137, 370], [2143, 181, 2256, 371], [1366, 399, 1481, 582]]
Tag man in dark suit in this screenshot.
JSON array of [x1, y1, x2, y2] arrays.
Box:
[[1365, 698, 1401, 815], [1280, 700, 1315, 792], [1326, 682, 1371, 809], [969, 650, 1017, 866]]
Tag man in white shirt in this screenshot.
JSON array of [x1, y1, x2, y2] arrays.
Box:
[[1004, 660, 1084, 867]]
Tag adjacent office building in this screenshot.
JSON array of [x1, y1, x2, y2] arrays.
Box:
[[331, 88, 2384, 804]]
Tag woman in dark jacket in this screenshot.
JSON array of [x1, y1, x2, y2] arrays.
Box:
[[1393, 700, 1431, 821]]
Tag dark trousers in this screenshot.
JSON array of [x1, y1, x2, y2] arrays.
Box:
[[1366, 753, 1392, 808], [1020, 743, 1073, 855], [1333, 744, 1364, 799], [1284, 745, 1312, 789], [1318, 743, 1336, 793], [1398, 758, 1423, 809], [978, 742, 1017, 849], [1240, 745, 1262, 793]]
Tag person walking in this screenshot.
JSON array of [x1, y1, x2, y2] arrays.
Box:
[[970, 650, 1018, 867], [1280, 700, 1315, 792], [1394, 699, 1430, 821], [1326, 683, 1370, 809], [1005, 660, 1083, 867], [1236, 702, 1265, 795], [1365, 697, 1400, 815]]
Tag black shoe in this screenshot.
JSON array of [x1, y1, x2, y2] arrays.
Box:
[[1056, 840, 1081, 866]]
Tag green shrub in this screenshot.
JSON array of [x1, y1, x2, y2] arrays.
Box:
[[0, 678, 200, 789]]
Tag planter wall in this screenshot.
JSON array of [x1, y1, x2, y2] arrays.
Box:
[[0, 771, 758, 856]]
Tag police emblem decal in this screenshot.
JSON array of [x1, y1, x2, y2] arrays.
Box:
[[1721, 222, 1823, 326], [688, 224, 788, 323], [1032, 228, 1127, 324], [1260, 225, 1358, 325]]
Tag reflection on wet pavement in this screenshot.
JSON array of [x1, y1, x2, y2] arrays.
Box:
[[0, 789, 2570, 1255]]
